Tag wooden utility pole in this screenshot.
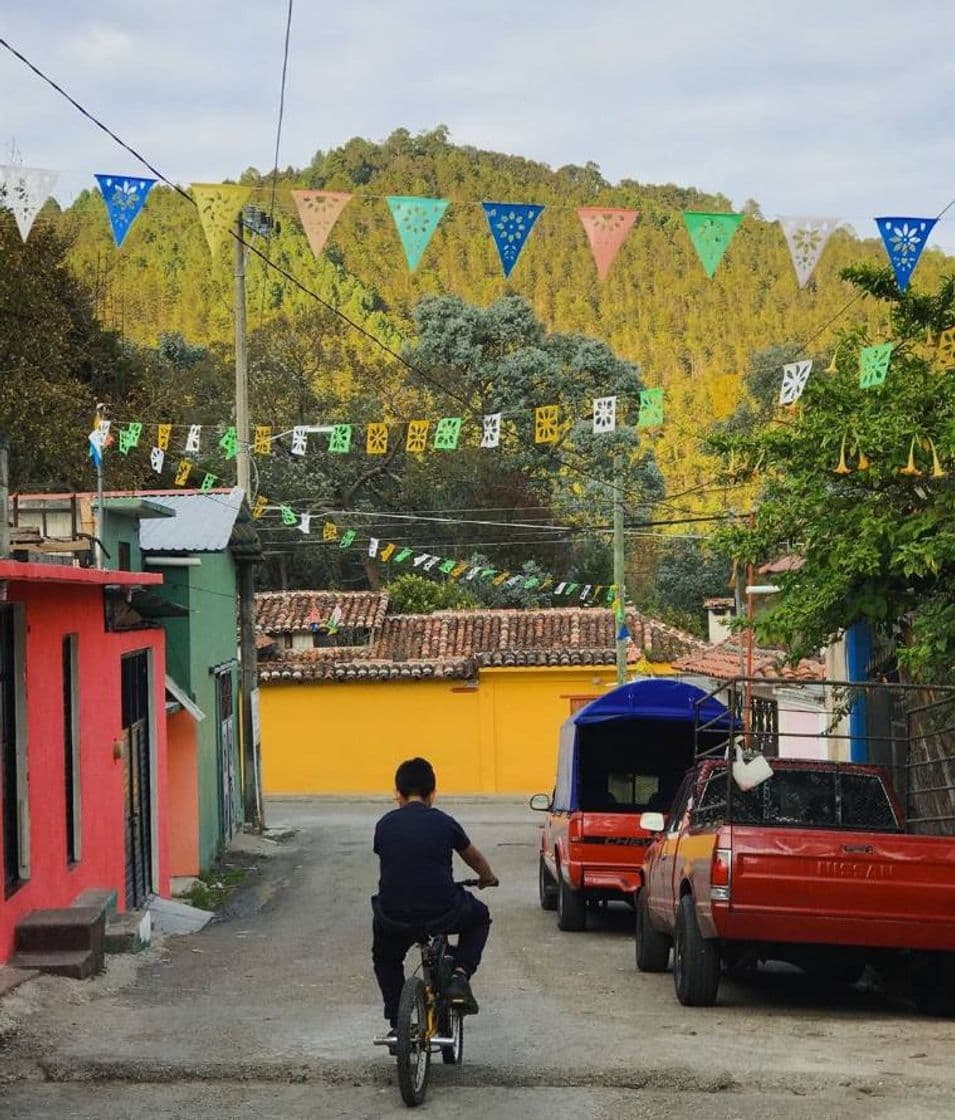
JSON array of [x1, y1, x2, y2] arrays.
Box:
[[613, 454, 627, 684], [233, 210, 262, 828], [234, 212, 251, 499], [0, 432, 9, 560]]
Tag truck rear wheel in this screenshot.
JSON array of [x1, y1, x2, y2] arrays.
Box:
[[557, 870, 586, 931], [635, 889, 670, 972], [912, 953, 955, 1017], [538, 856, 557, 911], [673, 894, 720, 1006]]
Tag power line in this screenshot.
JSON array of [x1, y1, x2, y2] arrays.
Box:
[[257, 0, 295, 334], [0, 37, 820, 515]]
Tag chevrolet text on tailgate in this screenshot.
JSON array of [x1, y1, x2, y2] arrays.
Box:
[[636, 758, 955, 1014]]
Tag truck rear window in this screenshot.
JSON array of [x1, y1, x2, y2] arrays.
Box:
[[696, 769, 900, 832]]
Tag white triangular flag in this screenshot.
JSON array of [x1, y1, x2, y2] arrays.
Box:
[[778, 217, 839, 288], [185, 424, 202, 454], [150, 447, 165, 474], [368, 537, 379, 558], [298, 513, 312, 535], [0, 165, 59, 241]]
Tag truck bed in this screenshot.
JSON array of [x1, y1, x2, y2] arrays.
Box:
[[716, 825, 955, 951]]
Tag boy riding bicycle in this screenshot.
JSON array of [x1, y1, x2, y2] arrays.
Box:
[[372, 757, 499, 1035]]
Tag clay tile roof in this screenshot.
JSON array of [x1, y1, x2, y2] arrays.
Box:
[[757, 555, 805, 576], [258, 657, 476, 684], [255, 590, 389, 635], [673, 639, 824, 683], [258, 604, 707, 685]]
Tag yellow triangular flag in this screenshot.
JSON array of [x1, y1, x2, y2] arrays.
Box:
[[191, 183, 253, 256]]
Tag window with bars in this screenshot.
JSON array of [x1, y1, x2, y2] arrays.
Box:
[[63, 634, 81, 865]]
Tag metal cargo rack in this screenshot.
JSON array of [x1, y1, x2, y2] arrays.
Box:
[[691, 677, 955, 836]]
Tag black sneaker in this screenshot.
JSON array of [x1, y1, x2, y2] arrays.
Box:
[[446, 972, 480, 1015]]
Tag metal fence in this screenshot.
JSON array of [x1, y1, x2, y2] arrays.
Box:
[[692, 677, 955, 836]]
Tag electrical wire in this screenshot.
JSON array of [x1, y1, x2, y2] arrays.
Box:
[[256, 0, 295, 334], [7, 34, 945, 543]]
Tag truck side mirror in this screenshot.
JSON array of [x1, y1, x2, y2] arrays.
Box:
[[529, 793, 551, 812], [639, 812, 666, 833]]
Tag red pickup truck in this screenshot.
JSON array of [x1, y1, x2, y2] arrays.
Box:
[[636, 758, 955, 1014]]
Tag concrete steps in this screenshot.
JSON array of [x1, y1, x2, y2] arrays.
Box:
[[11, 906, 105, 979], [9, 948, 99, 979]]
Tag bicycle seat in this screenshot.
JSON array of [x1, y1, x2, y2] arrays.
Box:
[[372, 896, 464, 939]]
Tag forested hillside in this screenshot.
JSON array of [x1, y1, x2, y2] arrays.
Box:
[[7, 127, 953, 613], [50, 127, 954, 503]]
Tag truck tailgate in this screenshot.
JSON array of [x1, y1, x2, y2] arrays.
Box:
[[576, 813, 651, 891], [728, 827, 955, 948]]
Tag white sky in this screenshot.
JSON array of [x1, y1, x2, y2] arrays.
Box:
[[2, 1, 955, 249]]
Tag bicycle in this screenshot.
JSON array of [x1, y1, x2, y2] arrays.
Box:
[[373, 879, 494, 1107]]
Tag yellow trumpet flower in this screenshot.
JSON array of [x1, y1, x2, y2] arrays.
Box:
[[899, 437, 923, 477], [928, 438, 947, 479], [834, 435, 851, 475]]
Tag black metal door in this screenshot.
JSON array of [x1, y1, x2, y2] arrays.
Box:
[[121, 652, 152, 909]]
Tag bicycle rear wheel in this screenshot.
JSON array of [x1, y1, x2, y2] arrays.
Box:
[[396, 977, 431, 1107], [440, 1002, 464, 1065]]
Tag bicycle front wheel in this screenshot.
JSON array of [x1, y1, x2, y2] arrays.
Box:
[[440, 1002, 464, 1065], [396, 977, 431, 1107]]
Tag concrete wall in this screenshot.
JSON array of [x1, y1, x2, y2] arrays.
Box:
[[0, 579, 169, 963], [261, 665, 673, 796]]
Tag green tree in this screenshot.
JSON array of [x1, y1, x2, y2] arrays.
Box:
[[386, 573, 478, 614], [634, 536, 733, 635], [711, 266, 955, 683]]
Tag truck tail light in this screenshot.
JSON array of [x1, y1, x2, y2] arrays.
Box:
[[711, 847, 732, 902], [568, 816, 583, 842]]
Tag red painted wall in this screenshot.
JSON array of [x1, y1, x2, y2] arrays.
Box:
[[0, 579, 169, 964]]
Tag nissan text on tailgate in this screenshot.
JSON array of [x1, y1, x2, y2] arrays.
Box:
[[531, 680, 731, 932], [636, 758, 955, 1013]]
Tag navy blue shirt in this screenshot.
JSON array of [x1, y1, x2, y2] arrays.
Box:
[[374, 802, 470, 915]]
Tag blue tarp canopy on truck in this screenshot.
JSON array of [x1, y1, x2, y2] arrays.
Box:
[[554, 678, 733, 812], [571, 677, 733, 726]]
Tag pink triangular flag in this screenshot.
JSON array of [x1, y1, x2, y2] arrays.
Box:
[[577, 207, 639, 280], [291, 190, 353, 258]]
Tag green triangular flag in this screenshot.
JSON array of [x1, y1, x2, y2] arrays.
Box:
[[682, 211, 743, 277], [386, 196, 449, 271]]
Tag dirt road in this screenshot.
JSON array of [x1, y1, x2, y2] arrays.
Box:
[[3, 798, 954, 1118]]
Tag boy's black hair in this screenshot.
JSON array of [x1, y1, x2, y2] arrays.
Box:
[[395, 757, 436, 798]]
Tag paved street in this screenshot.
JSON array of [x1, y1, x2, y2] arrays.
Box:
[[3, 798, 955, 1118]]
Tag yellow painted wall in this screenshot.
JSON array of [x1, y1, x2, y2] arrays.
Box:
[[261, 664, 672, 796]]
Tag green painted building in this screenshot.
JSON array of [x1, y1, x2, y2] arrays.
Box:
[[104, 488, 260, 877]]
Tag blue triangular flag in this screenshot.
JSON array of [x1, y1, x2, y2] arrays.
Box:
[[875, 216, 937, 292], [95, 174, 157, 247], [386, 196, 449, 271], [617, 624, 630, 641], [482, 201, 544, 277]]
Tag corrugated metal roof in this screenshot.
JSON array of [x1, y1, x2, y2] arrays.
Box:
[[139, 487, 245, 553]]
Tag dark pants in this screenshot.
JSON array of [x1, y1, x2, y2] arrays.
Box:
[[372, 893, 492, 1026]]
